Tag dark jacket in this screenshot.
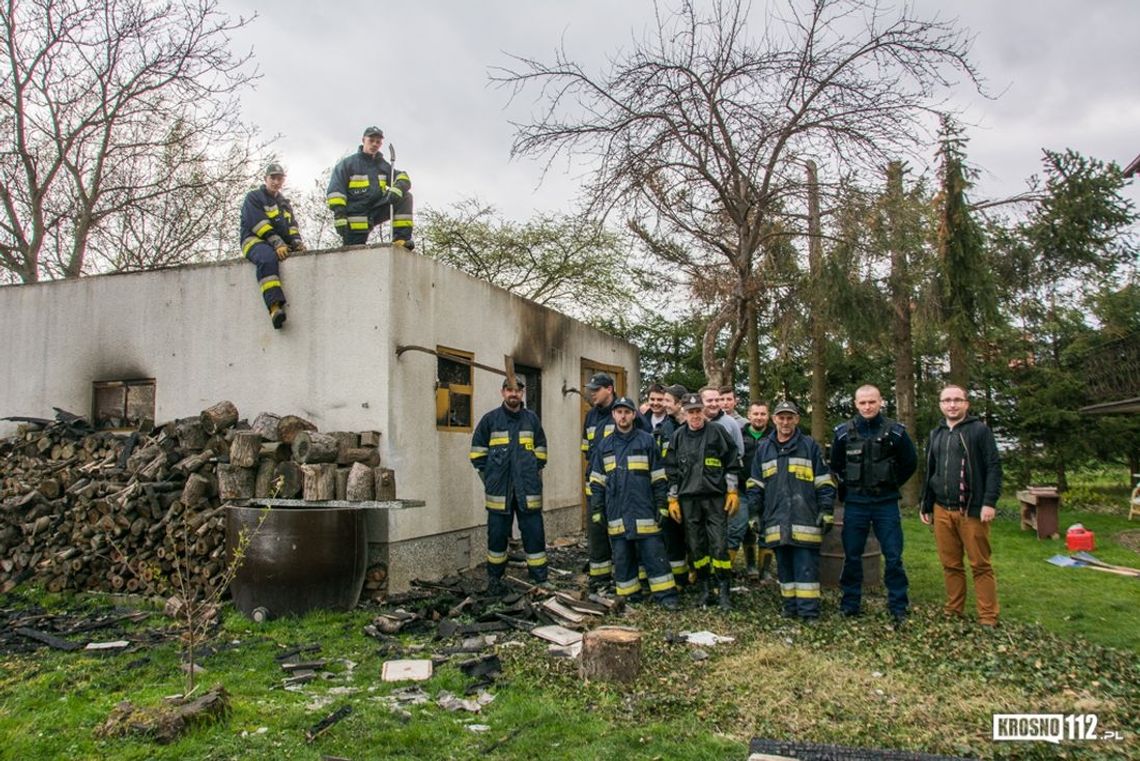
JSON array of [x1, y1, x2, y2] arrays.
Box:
[[469, 404, 547, 512], [589, 428, 669, 539], [325, 147, 411, 232], [746, 429, 836, 548], [663, 421, 741, 498], [830, 414, 917, 505], [921, 415, 1002, 518], [239, 186, 302, 255], [649, 414, 678, 456]]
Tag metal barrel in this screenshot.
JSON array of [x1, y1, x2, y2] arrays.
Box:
[[225, 504, 367, 619], [819, 504, 882, 589]]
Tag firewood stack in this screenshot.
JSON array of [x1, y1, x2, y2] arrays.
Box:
[[0, 403, 392, 597]]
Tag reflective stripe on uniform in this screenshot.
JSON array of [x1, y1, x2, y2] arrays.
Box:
[[651, 467, 667, 483], [485, 495, 507, 511], [788, 457, 814, 481], [607, 519, 624, 536], [526, 552, 547, 567], [535, 447, 547, 462], [764, 528, 781, 544], [648, 573, 676, 592], [589, 561, 612, 577], [634, 518, 658, 534], [712, 557, 732, 571], [242, 236, 262, 255], [626, 454, 649, 471], [526, 495, 543, 510], [603, 455, 616, 472], [347, 215, 370, 230], [487, 549, 508, 566], [615, 578, 641, 596], [589, 470, 606, 487], [469, 445, 488, 460], [348, 174, 370, 189], [253, 220, 273, 237], [670, 559, 690, 575], [264, 204, 279, 219], [259, 278, 282, 294], [761, 459, 778, 478], [691, 555, 710, 569], [791, 523, 822, 543], [815, 473, 835, 489], [795, 582, 821, 598], [705, 457, 722, 467], [488, 431, 510, 446], [327, 192, 347, 207], [779, 581, 796, 598]]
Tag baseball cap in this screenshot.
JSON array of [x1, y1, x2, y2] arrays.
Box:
[[264, 162, 285, 177], [362, 125, 384, 137], [612, 396, 637, 411], [680, 393, 703, 411], [585, 373, 615, 391], [772, 400, 800, 415], [502, 377, 526, 389]]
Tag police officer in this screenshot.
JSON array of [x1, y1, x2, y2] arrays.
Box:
[[589, 396, 679, 610], [469, 378, 552, 595], [239, 162, 304, 329], [829, 384, 917, 625]]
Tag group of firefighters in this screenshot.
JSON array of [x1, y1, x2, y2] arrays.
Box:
[[238, 126, 415, 329], [467, 373, 975, 626]]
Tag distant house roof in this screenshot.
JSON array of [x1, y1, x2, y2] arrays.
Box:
[[1124, 153, 1140, 178]]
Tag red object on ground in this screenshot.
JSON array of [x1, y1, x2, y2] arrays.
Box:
[[1066, 527, 1095, 552]]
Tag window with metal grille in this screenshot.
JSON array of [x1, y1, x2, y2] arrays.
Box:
[[436, 347, 473, 431]]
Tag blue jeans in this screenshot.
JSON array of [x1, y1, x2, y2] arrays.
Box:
[[840, 500, 908, 616]]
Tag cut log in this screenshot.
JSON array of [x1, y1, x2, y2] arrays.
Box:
[[579, 626, 642, 685], [293, 432, 339, 464], [339, 447, 381, 467], [180, 472, 211, 507], [249, 412, 282, 441], [277, 415, 317, 444], [335, 468, 349, 500], [273, 461, 303, 499], [254, 459, 277, 499], [359, 430, 381, 448], [301, 464, 337, 501], [199, 401, 238, 435], [258, 442, 292, 462], [175, 418, 208, 451], [228, 431, 262, 468], [345, 463, 375, 501], [217, 464, 254, 500], [375, 468, 397, 500]]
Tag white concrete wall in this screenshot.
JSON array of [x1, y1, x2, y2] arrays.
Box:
[[382, 247, 640, 544], [0, 247, 640, 563], [0, 250, 390, 435]]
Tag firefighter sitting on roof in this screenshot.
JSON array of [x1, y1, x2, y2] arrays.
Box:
[[239, 162, 304, 329]]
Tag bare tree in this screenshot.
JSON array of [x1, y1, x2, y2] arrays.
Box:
[[492, 0, 981, 384], [0, 0, 262, 283], [419, 197, 647, 319]]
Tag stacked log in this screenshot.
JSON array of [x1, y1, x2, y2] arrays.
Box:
[[0, 407, 390, 597]]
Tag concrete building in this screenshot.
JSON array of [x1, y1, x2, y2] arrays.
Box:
[[0, 246, 641, 590]]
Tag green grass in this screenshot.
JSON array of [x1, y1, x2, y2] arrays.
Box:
[[1, 478, 1138, 760]]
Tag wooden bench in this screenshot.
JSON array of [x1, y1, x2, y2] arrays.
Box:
[[1016, 487, 1060, 539]]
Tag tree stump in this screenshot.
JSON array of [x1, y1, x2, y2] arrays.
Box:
[[293, 432, 339, 464], [375, 468, 396, 500], [217, 464, 254, 500], [175, 417, 208, 450], [301, 464, 336, 501], [229, 432, 262, 469], [274, 461, 303, 498], [277, 415, 317, 444], [579, 626, 642, 685], [346, 463, 375, 501], [359, 431, 382, 448], [199, 401, 238, 435], [250, 412, 281, 441]]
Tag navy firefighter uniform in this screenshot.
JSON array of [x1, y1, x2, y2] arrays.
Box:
[[469, 397, 549, 586], [747, 419, 836, 620], [325, 126, 414, 247], [239, 164, 304, 327], [588, 398, 679, 607]]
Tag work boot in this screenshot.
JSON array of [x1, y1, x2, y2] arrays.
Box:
[[269, 302, 286, 330], [486, 578, 507, 596], [745, 544, 759, 580], [659, 595, 680, 611], [718, 578, 731, 612], [695, 579, 710, 607]]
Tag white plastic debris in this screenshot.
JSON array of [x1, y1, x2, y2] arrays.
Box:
[[677, 630, 736, 647]]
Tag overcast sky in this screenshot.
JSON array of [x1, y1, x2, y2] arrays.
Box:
[[224, 0, 1140, 221]]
